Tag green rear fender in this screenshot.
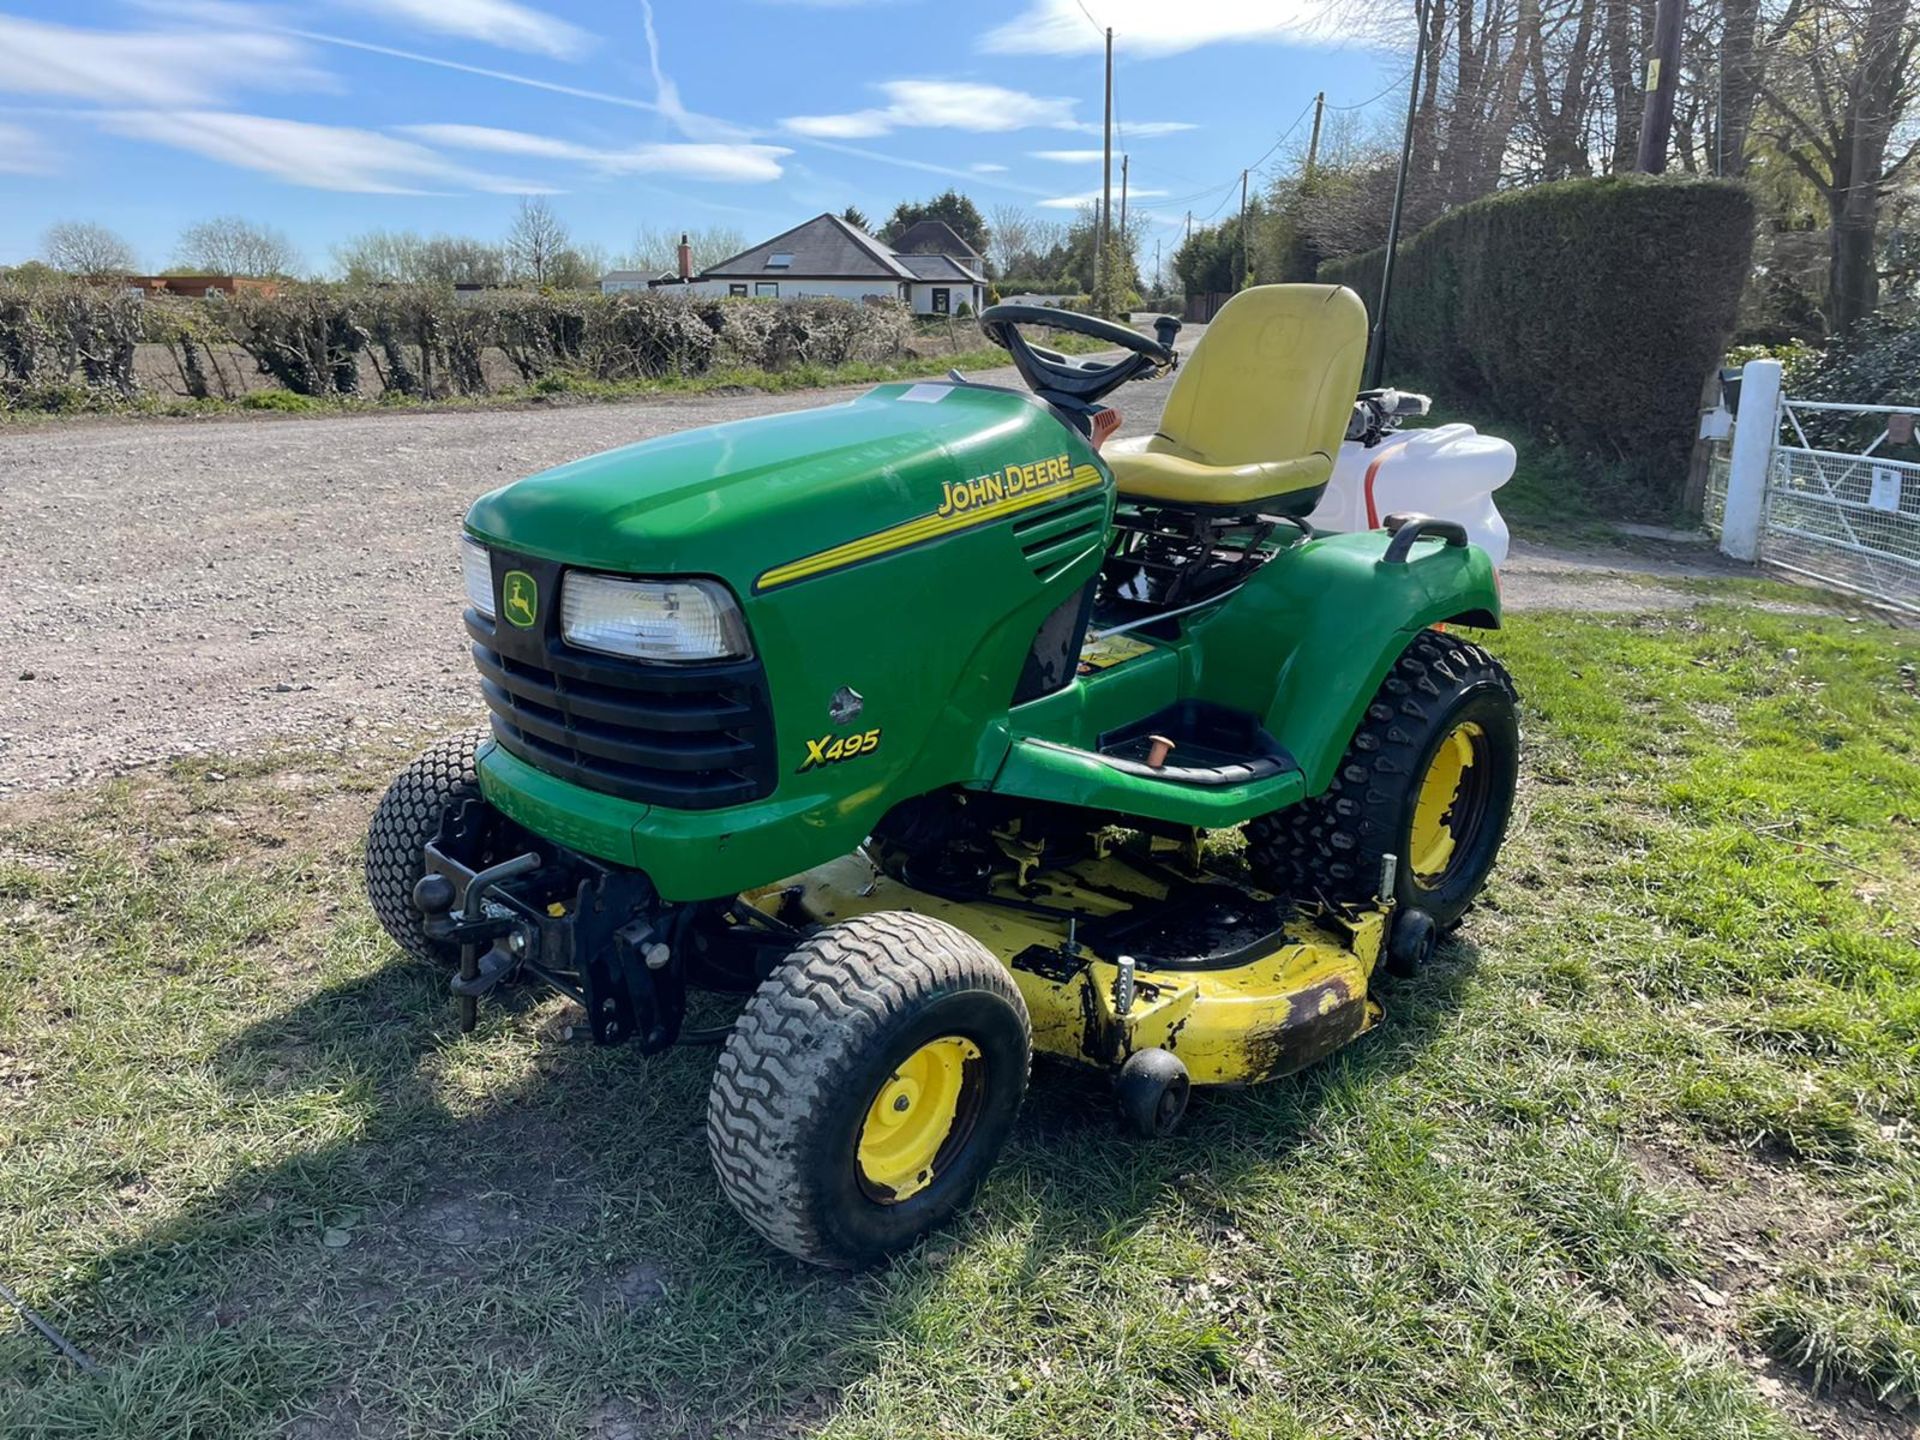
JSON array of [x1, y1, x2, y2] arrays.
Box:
[[1192, 529, 1502, 794]]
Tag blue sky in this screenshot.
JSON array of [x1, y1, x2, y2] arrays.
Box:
[[0, 1, 1404, 275]]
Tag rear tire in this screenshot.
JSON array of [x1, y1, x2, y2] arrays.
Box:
[[364, 729, 488, 966], [1247, 631, 1518, 928], [707, 911, 1030, 1268]]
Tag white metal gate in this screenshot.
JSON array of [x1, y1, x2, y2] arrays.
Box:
[[1709, 359, 1920, 612]]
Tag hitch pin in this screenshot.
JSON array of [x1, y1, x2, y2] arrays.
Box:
[[1378, 852, 1399, 909]]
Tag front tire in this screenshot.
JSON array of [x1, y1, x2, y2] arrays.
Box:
[[364, 729, 487, 965], [1247, 631, 1518, 928], [707, 911, 1030, 1268]]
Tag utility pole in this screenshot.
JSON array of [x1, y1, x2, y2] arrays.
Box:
[[1119, 154, 1130, 247], [1153, 235, 1161, 292], [1634, 0, 1686, 173], [1237, 168, 1249, 290], [1305, 91, 1326, 180], [1097, 25, 1114, 289], [1367, 0, 1429, 388]]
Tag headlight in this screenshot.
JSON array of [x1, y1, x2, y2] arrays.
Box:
[[561, 573, 751, 662], [461, 537, 494, 619]]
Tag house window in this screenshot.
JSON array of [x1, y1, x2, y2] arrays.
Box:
[[755, 282, 779, 297], [767, 253, 794, 269], [729, 283, 748, 297], [931, 287, 950, 314]]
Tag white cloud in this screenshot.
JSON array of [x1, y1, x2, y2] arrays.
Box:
[[0, 122, 55, 174], [403, 124, 791, 181], [93, 111, 554, 193], [1030, 149, 1105, 162], [784, 79, 1076, 138], [0, 16, 321, 105], [639, 0, 754, 143], [982, 0, 1335, 57], [345, 0, 590, 60], [971, 162, 1009, 173], [1038, 187, 1167, 209]]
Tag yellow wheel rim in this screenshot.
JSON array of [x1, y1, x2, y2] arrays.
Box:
[[857, 1036, 981, 1203], [1409, 721, 1484, 881]]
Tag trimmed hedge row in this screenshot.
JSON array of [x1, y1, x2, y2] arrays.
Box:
[[0, 284, 918, 411], [1320, 176, 1755, 502]]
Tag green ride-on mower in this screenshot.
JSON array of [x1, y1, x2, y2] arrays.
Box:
[[365, 283, 1520, 1268]]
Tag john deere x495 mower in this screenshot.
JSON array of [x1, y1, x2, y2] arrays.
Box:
[[366, 284, 1519, 1267]]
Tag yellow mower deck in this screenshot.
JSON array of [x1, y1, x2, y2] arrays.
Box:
[[749, 849, 1389, 1087]]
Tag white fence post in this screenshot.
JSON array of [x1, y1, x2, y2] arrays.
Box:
[[1720, 359, 1782, 563]]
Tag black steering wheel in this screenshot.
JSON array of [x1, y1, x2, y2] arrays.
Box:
[[977, 304, 1179, 406]]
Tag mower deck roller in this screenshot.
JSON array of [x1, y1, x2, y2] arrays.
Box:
[[367, 284, 1520, 1268]]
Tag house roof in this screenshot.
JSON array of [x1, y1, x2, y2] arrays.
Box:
[[897, 253, 986, 284], [889, 219, 981, 262], [700, 213, 916, 281]]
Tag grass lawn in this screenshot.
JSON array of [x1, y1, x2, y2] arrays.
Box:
[[3, 598, 1919, 1439]]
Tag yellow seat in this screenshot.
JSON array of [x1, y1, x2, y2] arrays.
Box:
[[1108, 284, 1368, 514]]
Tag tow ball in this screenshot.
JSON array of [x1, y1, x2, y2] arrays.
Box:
[[413, 851, 541, 1031]]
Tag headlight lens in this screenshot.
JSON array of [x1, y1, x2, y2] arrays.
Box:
[[461, 537, 494, 619], [561, 573, 751, 662]]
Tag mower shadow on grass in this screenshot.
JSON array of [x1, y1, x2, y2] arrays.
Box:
[[10, 939, 1476, 1440]]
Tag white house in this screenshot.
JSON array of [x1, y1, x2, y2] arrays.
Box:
[[642, 214, 987, 316], [599, 270, 658, 294]]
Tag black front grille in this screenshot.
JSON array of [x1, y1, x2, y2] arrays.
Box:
[[467, 610, 777, 810]]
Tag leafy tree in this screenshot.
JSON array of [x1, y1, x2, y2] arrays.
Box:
[[173, 216, 301, 277], [1173, 219, 1241, 295], [883, 190, 989, 256], [43, 221, 138, 278], [840, 205, 872, 232], [0, 260, 64, 289]]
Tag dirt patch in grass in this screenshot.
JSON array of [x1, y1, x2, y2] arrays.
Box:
[[1630, 1141, 1912, 1440]]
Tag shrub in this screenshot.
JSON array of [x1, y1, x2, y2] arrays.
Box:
[[1762, 307, 1920, 453], [240, 389, 324, 412], [0, 283, 917, 414], [1320, 176, 1756, 508]]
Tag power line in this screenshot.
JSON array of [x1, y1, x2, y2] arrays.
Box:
[[1328, 69, 1417, 111]]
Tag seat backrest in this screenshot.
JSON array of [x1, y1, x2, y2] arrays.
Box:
[[1158, 285, 1368, 467]]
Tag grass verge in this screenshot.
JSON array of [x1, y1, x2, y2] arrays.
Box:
[[3, 601, 1919, 1438]]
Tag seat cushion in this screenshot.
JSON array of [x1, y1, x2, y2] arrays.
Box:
[[1108, 434, 1331, 514], [1108, 285, 1366, 516]]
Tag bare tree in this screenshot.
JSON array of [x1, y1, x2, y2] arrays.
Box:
[[504, 199, 571, 285], [618, 225, 747, 275], [988, 204, 1035, 275], [1759, 0, 1920, 330], [43, 220, 139, 277], [173, 216, 301, 277]]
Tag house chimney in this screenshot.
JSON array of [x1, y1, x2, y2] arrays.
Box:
[[677, 233, 693, 281]]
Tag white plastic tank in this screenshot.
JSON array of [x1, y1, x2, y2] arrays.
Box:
[[1310, 424, 1514, 566]]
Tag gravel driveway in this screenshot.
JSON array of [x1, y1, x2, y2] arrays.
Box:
[[0, 352, 1747, 794]]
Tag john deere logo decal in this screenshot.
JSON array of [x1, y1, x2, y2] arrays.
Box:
[[502, 570, 538, 628]]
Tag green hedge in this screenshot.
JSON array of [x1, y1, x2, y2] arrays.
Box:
[[1319, 176, 1755, 505]]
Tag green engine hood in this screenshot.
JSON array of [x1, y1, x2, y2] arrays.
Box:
[[464, 381, 1079, 590]]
